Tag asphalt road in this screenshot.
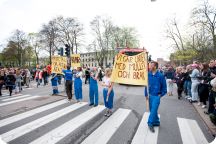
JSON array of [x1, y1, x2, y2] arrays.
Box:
[[0, 79, 215, 144]]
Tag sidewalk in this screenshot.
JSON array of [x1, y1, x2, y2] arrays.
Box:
[[192, 101, 216, 136]]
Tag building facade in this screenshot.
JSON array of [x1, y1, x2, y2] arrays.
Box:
[[80, 50, 115, 68]]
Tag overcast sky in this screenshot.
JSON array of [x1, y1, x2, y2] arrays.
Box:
[[0, 0, 216, 60]]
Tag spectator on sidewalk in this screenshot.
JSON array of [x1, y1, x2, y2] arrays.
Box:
[[5, 71, 16, 96], [209, 74, 216, 125], [174, 67, 184, 99], [198, 63, 210, 108], [0, 70, 6, 96], [42, 68, 48, 86], [25, 68, 31, 88], [164, 66, 175, 96], [205, 60, 216, 115], [189, 64, 200, 103], [15, 69, 22, 94]]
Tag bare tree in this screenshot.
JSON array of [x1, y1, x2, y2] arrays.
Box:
[[192, 0, 216, 57], [54, 16, 84, 54], [40, 20, 59, 64], [165, 18, 185, 51]]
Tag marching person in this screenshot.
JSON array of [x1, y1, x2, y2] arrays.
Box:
[[74, 67, 83, 102], [102, 68, 114, 117], [85, 67, 90, 84], [89, 67, 99, 107], [51, 73, 59, 95], [145, 61, 167, 133], [62, 66, 73, 101]]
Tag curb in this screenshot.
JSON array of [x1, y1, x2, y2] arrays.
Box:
[[192, 103, 216, 137]]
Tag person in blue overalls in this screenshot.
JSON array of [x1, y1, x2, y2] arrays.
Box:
[[74, 67, 83, 102], [51, 73, 59, 95], [145, 61, 167, 133], [89, 67, 99, 107], [102, 68, 114, 117]]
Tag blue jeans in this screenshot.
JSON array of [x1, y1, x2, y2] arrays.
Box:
[[103, 88, 114, 109], [187, 81, 192, 97]]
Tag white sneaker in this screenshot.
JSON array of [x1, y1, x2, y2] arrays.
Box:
[[197, 102, 201, 106], [187, 97, 192, 100], [202, 105, 207, 108]]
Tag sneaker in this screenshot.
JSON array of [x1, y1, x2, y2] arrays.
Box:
[[202, 105, 207, 108], [187, 97, 192, 100], [197, 102, 201, 106], [148, 126, 155, 133]]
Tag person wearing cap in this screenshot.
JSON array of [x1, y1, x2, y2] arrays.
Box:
[[189, 63, 200, 103], [89, 67, 99, 107], [51, 73, 59, 95], [74, 67, 83, 102], [62, 66, 73, 101]]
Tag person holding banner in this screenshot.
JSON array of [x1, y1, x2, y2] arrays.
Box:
[[146, 61, 167, 133], [89, 67, 99, 107], [102, 68, 114, 117], [51, 73, 59, 95], [74, 67, 83, 102], [62, 66, 73, 101]]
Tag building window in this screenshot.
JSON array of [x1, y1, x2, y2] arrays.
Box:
[[95, 63, 97, 67], [92, 63, 93, 67]]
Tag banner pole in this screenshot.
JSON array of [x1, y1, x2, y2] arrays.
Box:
[[145, 50, 149, 112]]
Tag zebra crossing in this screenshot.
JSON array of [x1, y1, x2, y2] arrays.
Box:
[[0, 97, 212, 144]]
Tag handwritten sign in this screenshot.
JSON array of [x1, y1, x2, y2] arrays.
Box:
[[71, 54, 81, 68], [110, 52, 148, 85], [51, 56, 67, 74]]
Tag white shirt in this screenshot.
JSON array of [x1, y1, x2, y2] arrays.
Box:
[[102, 76, 111, 87]]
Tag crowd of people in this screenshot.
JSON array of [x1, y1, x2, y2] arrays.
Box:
[[0, 65, 52, 96], [0, 68, 32, 96], [163, 59, 216, 125]]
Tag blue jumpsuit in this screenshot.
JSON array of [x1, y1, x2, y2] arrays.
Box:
[[89, 77, 98, 105], [147, 71, 167, 127], [51, 75, 59, 94], [74, 72, 82, 100]]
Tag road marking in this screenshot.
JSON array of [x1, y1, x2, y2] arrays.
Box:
[[0, 100, 68, 128], [0, 94, 22, 100], [1, 102, 87, 142], [131, 112, 160, 144], [1, 95, 30, 101], [0, 96, 42, 107], [82, 108, 131, 144], [177, 117, 208, 144], [30, 105, 105, 144]]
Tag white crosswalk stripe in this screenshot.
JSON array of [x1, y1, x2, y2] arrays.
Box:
[[177, 117, 208, 144], [0, 101, 211, 144], [131, 112, 160, 144], [0, 96, 42, 107], [81, 108, 131, 144], [0, 100, 68, 128], [30, 105, 105, 144], [1, 95, 30, 102], [1, 102, 88, 142], [0, 94, 22, 100]]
